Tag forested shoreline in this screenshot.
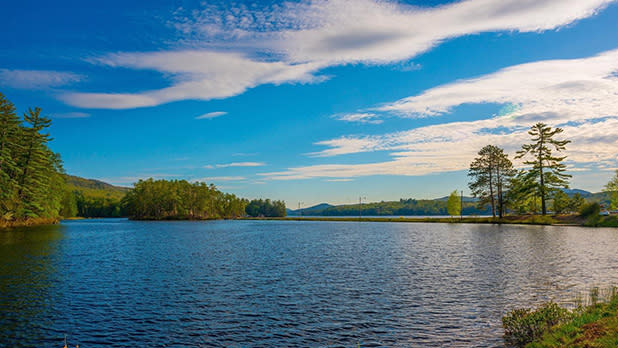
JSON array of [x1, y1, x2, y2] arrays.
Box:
[[0, 93, 65, 226], [0, 93, 286, 227], [2, 92, 616, 227]]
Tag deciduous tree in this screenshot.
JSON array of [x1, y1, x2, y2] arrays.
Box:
[[468, 145, 516, 218]]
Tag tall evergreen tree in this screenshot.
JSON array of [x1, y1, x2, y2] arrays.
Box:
[[505, 170, 539, 215], [516, 123, 571, 215], [0, 93, 22, 217], [15, 108, 56, 218], [468, 145, 516, 218]]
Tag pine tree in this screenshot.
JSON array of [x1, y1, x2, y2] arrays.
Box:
[[468, 145, 516, 218], [516, 123, 571, 216], [16, 107, 56, 218], [0, 93, 22, 218]]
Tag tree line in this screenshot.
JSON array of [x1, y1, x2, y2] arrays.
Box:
[[0, 93, 65, 224], [121, 179, 287, 220], [122, 179, 247, 220], [320, 198, 491, 216], [1, 92, 286, 224], [466, 122, 617, 217]]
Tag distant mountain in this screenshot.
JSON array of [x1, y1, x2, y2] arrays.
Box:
[[560, 188, 592, 197], [65, 175, 129, 200], [434, 195, 478, 203], [288, 203, 334, 216]]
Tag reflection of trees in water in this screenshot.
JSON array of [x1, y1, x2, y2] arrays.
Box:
[[0, 224, 63, 346]]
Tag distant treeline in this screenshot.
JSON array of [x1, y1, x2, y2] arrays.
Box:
[[1, 92, 285, 224], [121, 179, 287, 220], [60, 175, 128, 218], [1, 93, 65, 225], [245, 199, 287, 217], [320, 199, 490, 216], [122, 179, 247, 220]]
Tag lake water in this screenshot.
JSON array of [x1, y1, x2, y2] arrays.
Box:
[[1, 219, 617, 347]]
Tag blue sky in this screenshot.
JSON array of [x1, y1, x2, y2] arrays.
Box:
[[1, 0, 618, 206]]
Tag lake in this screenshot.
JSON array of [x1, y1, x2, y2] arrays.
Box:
[[1, 219, 617, 347]]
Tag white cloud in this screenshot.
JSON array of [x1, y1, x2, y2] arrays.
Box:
[[380, 49, 618, 119], [201, 176, 246, 181], [263, 50, 618, 180], [51, 112, 91, 119], [334, 112, 383, 124], [0, 69, 82, 89], [204, 162, 266, 169], [59, 0, 615, 109], [60, 51, 325, 109], [176, 0, 614, 65], [195, 111, 227, 119]]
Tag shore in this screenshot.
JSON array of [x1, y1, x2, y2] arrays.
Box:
[[243, 214, 618, 227], [504, 287, 618, 347], [0, 217, 59, 229]]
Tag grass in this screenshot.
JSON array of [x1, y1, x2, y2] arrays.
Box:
[[503, 287, 618, 347], [0, 217, 59, 228]]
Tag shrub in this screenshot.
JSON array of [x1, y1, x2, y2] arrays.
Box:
[[579, 202, 601, 218], [579, 202, 601, 226], [502, 302, 571, 347]]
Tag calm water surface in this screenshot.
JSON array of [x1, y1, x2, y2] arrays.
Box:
[[1, 219, 617, 347]]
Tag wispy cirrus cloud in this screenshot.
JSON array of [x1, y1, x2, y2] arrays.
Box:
[[58, 0, 616, 109], [204, 162, 266, 169], [200, 176, 246, 182], [195, 111, 227, 119], [263, 49, 618, 180], [51, 112, 91, 119], [60, 51, 326, 109], [0, 69, 82, 90], [333, 112, 383, 124]]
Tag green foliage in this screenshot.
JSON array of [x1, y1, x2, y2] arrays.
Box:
[[122, 178, 247, 220], [447, 190, 461, 217], [502, 302, 572, 347], [580, 202, 601, 218], [468, 145, 516, 218], [523, 288, 618, 347], [516, 123, 571, 215], [505, 171, 539, 215], [567, 193, 586, 213], [580, 202, 601, 226], [604, 170, 618, 210], [551, 190, 570, 215], [0, 93, 66, 223], [60, 175, 130, 218], [320, 198, 490, 216], [596, 215, 618, 227], [245, 199, 287, 217]]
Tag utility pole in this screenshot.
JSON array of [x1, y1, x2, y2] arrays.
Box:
[[359, 196, 366, 221], [298, 201, 304, 217]]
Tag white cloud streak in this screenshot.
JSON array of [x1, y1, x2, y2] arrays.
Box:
[[51, 112, 91, 119], [334, 112, 383, 124], [195, 111, 227, 119], [58, 0, 615, 109], [0, 69, 82, 89], [204, 162, 266, 169], [263, 50, 618, 180]]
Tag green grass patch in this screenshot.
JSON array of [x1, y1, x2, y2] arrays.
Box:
[[503, 287, 618, 347]]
